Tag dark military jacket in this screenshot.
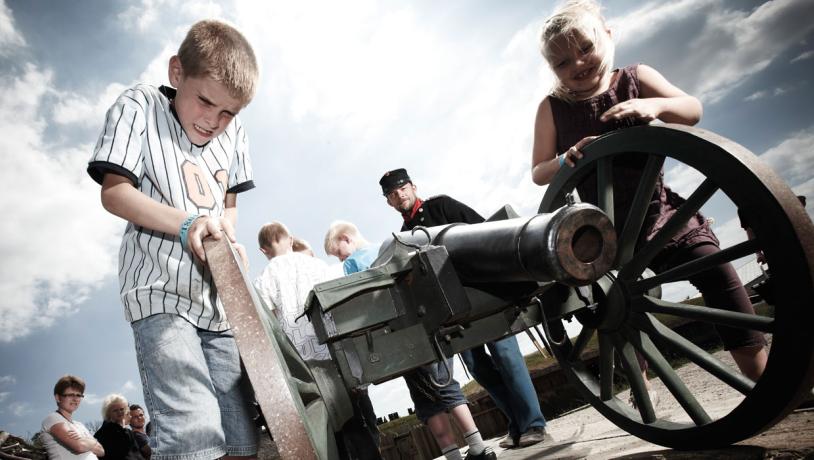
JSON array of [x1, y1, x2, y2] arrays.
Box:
[[401, 195, 484, 231]]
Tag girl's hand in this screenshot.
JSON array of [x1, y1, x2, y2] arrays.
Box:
[[562, 136, 598, 167], [600, 98, 660, 123]]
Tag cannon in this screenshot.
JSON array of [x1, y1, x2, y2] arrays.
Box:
[[305, 201, 616, 389], [204, 124, 814, 458]]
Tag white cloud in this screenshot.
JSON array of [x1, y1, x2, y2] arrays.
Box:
[[612, 0, 814, 103], [790, 50, 813, 63], [83, 393, 103, 406], [0, 392, 9, 403], [744, 90, 767, 101], [759, 126, 814, 188], [664, 163, 705, 200], [231, 2, 554, 219], [52, 44, 174, 128], [711, 216, 748, 252], [9, 402, 31, 417], [120, 380, 138, 394], [0, 375, 16, 385], [662, 281, 698, 302], [118, 0, 223, 33], [0, 0, 25, 55], [793, 177, 814, 203], [53, 83, 128, 128], [0, 64, 123, 342]]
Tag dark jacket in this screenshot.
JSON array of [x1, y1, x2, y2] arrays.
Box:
[[401, 195, 484, 230], [94, 421, 144, 460]]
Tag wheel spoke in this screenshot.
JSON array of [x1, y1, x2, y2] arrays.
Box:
[[633, 295, 774, 333], [623, 322, 712, 426], [610, 333, 656, 423], [617, 155, 664, 265], [630, 313, 754, 394], [619, 178, 719, 281], [597, 157, 614, 224], [599, 331, 615, 401], [631, 239, 761, 293], [568, 326, 595, 362]]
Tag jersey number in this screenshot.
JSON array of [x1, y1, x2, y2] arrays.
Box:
[[181, 161, 228, 210]]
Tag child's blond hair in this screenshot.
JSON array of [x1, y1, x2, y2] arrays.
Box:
[[177, 19, 259, 106], [292, 237, 312, 253], [324, 221, 369, 255], [540, 0, 615, 102], [258, 222, 291, 251]]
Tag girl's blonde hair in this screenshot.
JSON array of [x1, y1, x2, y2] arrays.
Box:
[[101, 393, 128, 421], [540, 0, 615, 102]]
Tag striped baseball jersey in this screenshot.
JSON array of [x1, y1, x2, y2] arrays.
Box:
[[87, 84, 254, 331]]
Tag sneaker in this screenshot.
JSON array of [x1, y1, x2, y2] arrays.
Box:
[[464, 448, 497, 460], [517, 426, 547, 447], [629, 389, 660, 410], [498, 433, 517, 449]]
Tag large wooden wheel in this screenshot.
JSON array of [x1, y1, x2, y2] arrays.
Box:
[[538, 124, 814, 449]]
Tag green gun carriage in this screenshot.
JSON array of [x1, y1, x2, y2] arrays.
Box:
[[205, 125, 814, 458]]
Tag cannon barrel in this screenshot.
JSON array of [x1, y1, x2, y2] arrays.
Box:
[[378, 202, 617, 286]]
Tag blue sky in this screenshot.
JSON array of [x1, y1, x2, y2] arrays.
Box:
[[1, 0, 813, 438]]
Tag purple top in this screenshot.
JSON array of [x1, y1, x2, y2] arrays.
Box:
[[548, 65, 717, 261]]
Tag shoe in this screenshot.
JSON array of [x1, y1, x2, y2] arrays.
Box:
[[517, 426, 547, 447], [464, 448, 496, 460], [498, 433, 517, 449], [629, 389, 660, 410]]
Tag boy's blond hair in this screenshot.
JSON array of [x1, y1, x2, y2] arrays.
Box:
[[324, 220, 369, 255], [178, 19, 259, 106], [540, 0, 615, 102], [258, 222, 291, 251]]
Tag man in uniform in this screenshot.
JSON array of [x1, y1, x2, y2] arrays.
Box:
[[379, 168, 548, 449]]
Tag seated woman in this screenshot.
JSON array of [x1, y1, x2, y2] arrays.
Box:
[[41, 374, 105, 459], [94, 394, 144, 460]]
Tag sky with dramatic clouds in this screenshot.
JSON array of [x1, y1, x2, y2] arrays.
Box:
[[1, 0, 813, 438]]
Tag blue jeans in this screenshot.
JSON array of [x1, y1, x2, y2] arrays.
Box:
[[132, 314, 258, 460], [461, 335, 546, 438]]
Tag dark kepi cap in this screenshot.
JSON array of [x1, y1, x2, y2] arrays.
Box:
[[379, 168, 411, 195]]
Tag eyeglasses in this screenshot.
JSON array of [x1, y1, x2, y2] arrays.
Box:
[[62, 393, 85, 399]]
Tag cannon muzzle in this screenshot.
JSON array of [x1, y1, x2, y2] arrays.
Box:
[[378, 202, 616, 286]]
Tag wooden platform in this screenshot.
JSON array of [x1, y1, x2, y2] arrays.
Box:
[[446, 349, 814, 459]]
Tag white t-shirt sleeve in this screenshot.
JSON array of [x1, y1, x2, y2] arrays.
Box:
[[226, 118, 254, 192], [88, 88, 148, 186]]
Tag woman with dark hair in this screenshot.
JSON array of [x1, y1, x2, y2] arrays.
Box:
[[41, 374, 105, 459]]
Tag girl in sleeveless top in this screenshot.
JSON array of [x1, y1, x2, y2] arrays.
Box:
[[531, 0, 768, 404]]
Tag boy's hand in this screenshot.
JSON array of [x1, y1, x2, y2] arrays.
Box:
[[187, 216, 235, 262], [233, 242, 250, 271], [600, 98, 659, 123]]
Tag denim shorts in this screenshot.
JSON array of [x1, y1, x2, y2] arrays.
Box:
[[403, 358, 468, 423], [132, 313, 258, 460]]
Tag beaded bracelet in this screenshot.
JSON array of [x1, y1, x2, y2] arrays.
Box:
[[558, 153, 567, 167], [179, 214, 201, 250]]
